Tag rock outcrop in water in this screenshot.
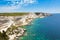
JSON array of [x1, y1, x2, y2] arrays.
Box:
[[0, 13, 51, 40]]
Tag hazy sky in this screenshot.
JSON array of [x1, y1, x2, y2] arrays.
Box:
[[0, 0, 60, 13]]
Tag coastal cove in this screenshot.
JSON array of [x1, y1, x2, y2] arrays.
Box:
[[20, 14, 60, 40]]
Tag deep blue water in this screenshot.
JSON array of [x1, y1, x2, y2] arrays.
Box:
[[20, 14, 60, 40]]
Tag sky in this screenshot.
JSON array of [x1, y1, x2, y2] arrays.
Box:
[[0, 0, 60, 13]]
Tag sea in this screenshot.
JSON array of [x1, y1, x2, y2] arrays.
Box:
[[19, 14, 60, 40]]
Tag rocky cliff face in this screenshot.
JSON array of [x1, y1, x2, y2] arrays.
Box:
[[0, 13, 51, 40], [35, 12, 51, 16]]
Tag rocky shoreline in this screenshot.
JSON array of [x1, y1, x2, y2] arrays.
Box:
[[0, 13, 51, 40]]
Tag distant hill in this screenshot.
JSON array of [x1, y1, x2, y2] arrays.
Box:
[[0, 12, 51, 16], [0, 12, 28, 16]]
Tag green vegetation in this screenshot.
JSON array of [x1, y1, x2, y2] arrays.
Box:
[[0, 31, 9, 40], [20, 26, 25, 28], [6, 26, 18, 35], [0, 12, 28, 16]]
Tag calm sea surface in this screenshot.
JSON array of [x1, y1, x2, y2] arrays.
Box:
[[20, 14, 60, 40]]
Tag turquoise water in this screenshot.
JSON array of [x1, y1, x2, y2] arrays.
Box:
[[20, 14, 60, 40]]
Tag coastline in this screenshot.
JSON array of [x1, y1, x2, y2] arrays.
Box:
[[0, 13, 51, 40]]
